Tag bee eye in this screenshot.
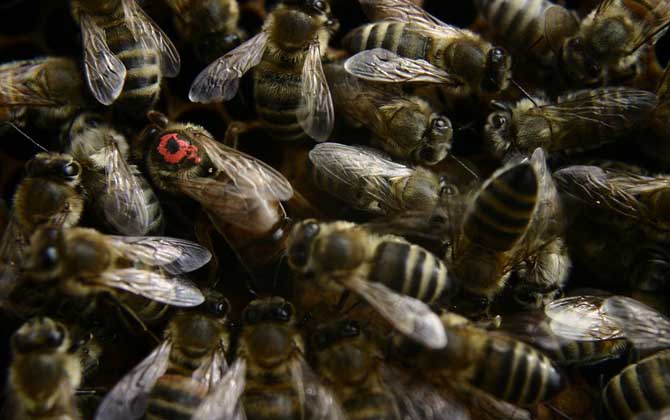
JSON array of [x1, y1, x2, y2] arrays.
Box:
[[490, 47, 505, 64], [303, 222, 320, 239], [273, 304, 292, 321], [342, 321, 359, 337], [85, 116, 102, 128], [491, 114, 507, 130], [147, 126, 160, 140], [212, 300, 229, 316], [40, 246, 59, 270], [312, 0, 326, 12], [62, 162, 80, 177], [432, 117, 450, 131], [46, 327, 64, 347]]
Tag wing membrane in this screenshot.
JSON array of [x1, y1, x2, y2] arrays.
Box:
[[0, 59, 62, 106], [297, 41, 333, 142], [108, 236, 212, 274], [99, 268, 204, 307]]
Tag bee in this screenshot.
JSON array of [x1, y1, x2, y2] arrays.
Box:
[[286, 219, 455, 349], [194, 297, 345, 420], [0, 57, 85, 130], [308, 143, 455, 216], [342, 0, 513, 97], [7, 317, 82, 420], [484, 87, 657, 159], [642, 66, 670, 164], [136, 111, 294, 279], [94, 290, 245, 420], [62, 112, 163, 236], [310, 319, 470, 420], [20, 226, 209, 321], [0, 153, 84, 292], [165, 0, 243, 64], [324, 64, 453, 165], [544, 0, 670, 85], [70, 0, 180, 114], [189, 0, 339, 142], [449, 148, 570, 309], [393, 311, 565, 408]]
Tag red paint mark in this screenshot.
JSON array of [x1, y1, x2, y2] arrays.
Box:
[[157, 133, 201, 165]]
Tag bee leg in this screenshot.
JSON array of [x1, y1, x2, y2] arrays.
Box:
[[113, 298, 160, 344], [194, 210, 220, 288], [223, 120, 264, 149]]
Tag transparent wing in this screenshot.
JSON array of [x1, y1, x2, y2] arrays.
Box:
[[543, 5, 579, 53], [79, 14, 126, 105], [358, 0, 460, 36], [554, 165, 645, 219], [381, 366, 470, 420], [98, 268, 204, 307], [94, 340, 171, 420], [544, 295, 624, 341], [344, 49, 460, 85], [297, 40, 333, 142], [102, 140, 151, 236], [192, 339, 229, 388], [0, 59, 62, 106], [500, 312, 565, 354], [107, 236, 212, 274], [192, 358, 247, 420], [121, 0, 180, 76], [291, 358, 346, 420], [345, 277, 447, 349], [189, 31, 268, 102], [603, 295, 670, 351], [309, 143, 413, 212]]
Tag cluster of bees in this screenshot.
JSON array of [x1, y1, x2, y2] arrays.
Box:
[[1, 0, 670, 419]]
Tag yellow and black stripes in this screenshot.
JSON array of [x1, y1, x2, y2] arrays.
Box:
[[146, 373, 208, 420], [343, 393, 398, 420], [476, 0, 551, 55], [343, 22, 435, 62], [464, 162, 538, 252]]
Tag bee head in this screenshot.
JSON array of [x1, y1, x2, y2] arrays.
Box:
[[561, 36, 603, 85], [26, 153, 82, 186], [311, 319, 361, 352], [12, 317, 69, 354], [23, 227, 65, 280], [199, 288, 231, 319], [416, 115, 452, 165], [482, 47, 512, 93], [243, 298, 297, 366], [287, 219, 321, 272], [272, 0, 335, 49], [484, 102, 514, 159]]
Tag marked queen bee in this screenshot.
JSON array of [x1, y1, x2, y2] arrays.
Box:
[[189, 0, 339, 142], [70, 0, 180, 114], [343, 0, 513, 97]]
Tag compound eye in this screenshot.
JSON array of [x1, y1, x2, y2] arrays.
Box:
[[85, 115, 103, 128], [342, 321, 359, 337], [62, 161, 80, 177], [46, 326, 64, 347], [312, 0, 326, 12], [491, 114, 507, 130], [303, 222, 320, 239], [432, 117, 450, 132], [40, 246, 59, 270], [213, 300, 229, 316], [490, 47, 505, 64]]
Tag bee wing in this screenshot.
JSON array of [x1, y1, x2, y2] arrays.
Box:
[[543, 5, 579, 53], [309, 143, 413, 212], [79, 14, 126, 105], [544, 295, 624, 341], [0, 59, 62, 106], [102, 140, 152, 236], [107, 236, 212, 274], [344, 49, 461, 85], [381, 366, 471, 420], [192, 358, 247, 420], [121, 0, 180, 76], [345, 277, 447, 349], [192, 339, 229, 387], [460, 387, 531, 420], [98, 268, 204, 307], [358, 0, 456, 34], [94, 339, 172, 420], [500, 312, 567, 354], [297, 40, 334, 142], [602, 296, 670, 351], [554, 165, 646, 219], [189, 31, 268, 102], [291, 357, 346, 420]]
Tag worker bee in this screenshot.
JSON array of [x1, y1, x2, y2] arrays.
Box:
[[6, 317, 82, 420], [0, 57, 85, 130], [342, 0, 513, 96], [21, 226, 208, 318], [286, 219, 454, 349], [308, 143, 455, 216], [324, 64, 453, 165], [62, 112, 163, 236], [449, 148, 569, 309], [137, 111, 293, 279], [194, 297, 345, 420], [165, 0, 243, 64], [484, 87, 657, 159], [544, 0, 670, 85], [70, 0, 180, 114], [0, 153, 84, 292], [189, 0, 339, 142], [310, 319, 470, 420], [94, 290, 244, 420], [393, 311, 565, 408]]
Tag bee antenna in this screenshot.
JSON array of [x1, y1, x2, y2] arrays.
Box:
[[4, 122, 48, 152], [511, 79, 538, 107], [449, 155, 480, 181]]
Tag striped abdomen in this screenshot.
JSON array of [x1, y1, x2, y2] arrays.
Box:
[[343, 22, 437, 62], [467, 333, 564, 406], [475, 0, 552, 56], [622, 0, 669, 38], [343, 392, 399, 420], [551, 338, 628, 366], [603, 349, 670, 420], [243, 373, 302, 420], [253, 54, 305, 142], [104, 20, 161, 115], [464, 162, 538, 252], [371, 241, 455, 303]]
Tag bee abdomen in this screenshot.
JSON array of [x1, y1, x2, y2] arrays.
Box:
[[343, 22, 431, 61], [254, 68, 306, 141], [243, 387, 301, 420], [477, 0, 550, 52], [343, 393, 399, 420], [470, 337, 563, 406], [371, 241, 454, 303], [146, 375, 207, 420], [131, 165, 164, 234], [464, 162, 538, 252], [603, 350, 670, 420]]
